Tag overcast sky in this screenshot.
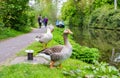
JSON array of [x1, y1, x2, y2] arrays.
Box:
[[57, 0, 67, 15]]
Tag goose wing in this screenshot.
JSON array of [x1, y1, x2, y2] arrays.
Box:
[[40, 45, 64, 55], [35, 33, 45, 41], [36, 33, 52, 43]]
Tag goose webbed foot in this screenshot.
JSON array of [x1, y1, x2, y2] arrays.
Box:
[[42, 43, 47, 49], [44, 43, 47, 49], [50, 61, 55, 69], [59, 64, 62, 68]]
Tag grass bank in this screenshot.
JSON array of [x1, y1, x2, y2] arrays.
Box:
[[0, 27, 32, 40]]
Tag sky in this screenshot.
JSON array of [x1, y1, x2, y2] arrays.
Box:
[[29, 0, 35, 7], [57, 0, 67, 16]]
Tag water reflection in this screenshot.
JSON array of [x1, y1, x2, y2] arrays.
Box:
[[71, 27, 120, 67]]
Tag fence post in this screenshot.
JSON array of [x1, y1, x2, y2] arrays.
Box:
[[25, 50, 34, 60]]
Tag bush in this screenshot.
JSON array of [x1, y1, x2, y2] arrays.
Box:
[[88, 5, 120, 29], [71, 42, 100, 63], [0, 0, 35, 32], [63, 61, 120, 78]]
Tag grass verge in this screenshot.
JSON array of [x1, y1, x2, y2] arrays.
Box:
[[0, 28, 24, 40]]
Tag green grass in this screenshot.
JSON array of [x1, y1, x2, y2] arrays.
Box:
[[0, 59, 119, 78], [0, 59, 90, 78], [17, 41, 42, 56], [0, 28, 24, 40]]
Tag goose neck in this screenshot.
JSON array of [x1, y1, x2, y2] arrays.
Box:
[[63, 34, 70, 46], [47, 29, 51, 33]]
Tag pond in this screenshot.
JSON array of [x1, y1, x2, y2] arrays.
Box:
[[70, 26, 120, 68]]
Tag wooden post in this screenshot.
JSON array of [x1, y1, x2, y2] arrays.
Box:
[[110, 48, 115, 62], [28, 52, 33, 60], [25, 50, 34, 60]]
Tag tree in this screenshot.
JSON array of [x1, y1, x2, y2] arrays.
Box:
[[61, 0, 120, 28], [0, 0, 31, 31]]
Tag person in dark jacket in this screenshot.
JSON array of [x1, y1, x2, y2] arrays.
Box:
[[43, 16, 48, 27], [38, 14, 42, 28]]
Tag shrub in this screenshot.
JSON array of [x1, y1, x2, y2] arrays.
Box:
[[71, 42, 100, 63], [63, 62, 120, 78], [88, 5, 120, 29], [0, 0, 35, 32], [84, 61, 120, 77]]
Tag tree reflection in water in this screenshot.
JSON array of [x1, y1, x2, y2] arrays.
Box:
[[71, 27, 120, 69]]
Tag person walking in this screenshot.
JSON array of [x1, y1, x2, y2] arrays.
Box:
[[38, 14, 42, 28], [43, 16, 48, 27]]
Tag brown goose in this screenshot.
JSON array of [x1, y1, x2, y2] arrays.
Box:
[[37, 29, 73, 68], [35, 27, 54, 49]]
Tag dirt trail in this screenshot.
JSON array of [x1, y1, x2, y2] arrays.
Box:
[[0, 27, 46, 65]]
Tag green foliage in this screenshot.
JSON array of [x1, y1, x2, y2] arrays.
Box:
[[0, 59, 90, 78], [0, 22, 4, 31], [63, 61, 120, 78], [84, 61, 120, 77], [63, 69, 81, 78], [0, 28, 23, 40], [93, 0, 120, 10], [61, 0, 82, 26], [0, 0, 35, 32], [61, 0, 95, 27], [93, 0, 111, 9], [71, 42, 100, 63], [61, 0, 120, 29], [61, 0, 76, 21], [88, 5, 120, 29]]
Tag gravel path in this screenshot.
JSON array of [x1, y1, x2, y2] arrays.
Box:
[[0, 27, 47, 65]]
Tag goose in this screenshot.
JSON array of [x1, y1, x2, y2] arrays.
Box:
[[37, 29, 73, 68], [35, 27, 54, 49]]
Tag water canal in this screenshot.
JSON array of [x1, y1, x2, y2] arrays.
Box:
[[70, 26, 120, 68]]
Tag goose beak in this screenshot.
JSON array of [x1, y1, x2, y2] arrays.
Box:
[[64, 29, 73, 34], [51, 29, 54, 32], [68, 30, 73, 34], [69, 31, 73, 34]]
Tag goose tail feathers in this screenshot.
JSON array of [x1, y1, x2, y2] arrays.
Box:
[[36, 53, 51, 61]]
